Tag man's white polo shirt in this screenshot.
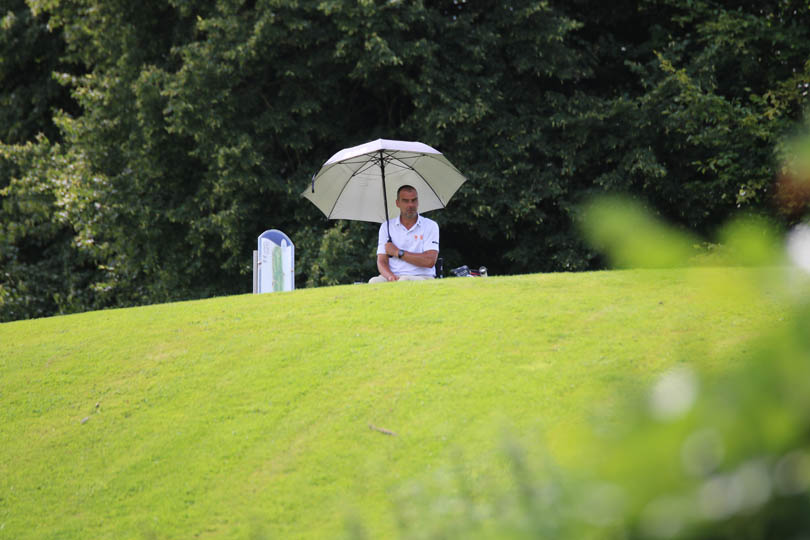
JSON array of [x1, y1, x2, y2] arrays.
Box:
[[377, 215, 439, 277]]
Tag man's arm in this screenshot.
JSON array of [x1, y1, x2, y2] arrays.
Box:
[[376, 253, 399, 281], [384, 242, 437, 268]]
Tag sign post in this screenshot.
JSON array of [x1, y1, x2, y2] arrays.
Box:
[[256, 230, 294, 293], [252, 250, 259, 294]]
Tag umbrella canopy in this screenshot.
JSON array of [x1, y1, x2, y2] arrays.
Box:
[[303, 139, 466, 224]]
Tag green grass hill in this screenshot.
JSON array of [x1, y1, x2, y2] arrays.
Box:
[[0, 268, 783, 539]]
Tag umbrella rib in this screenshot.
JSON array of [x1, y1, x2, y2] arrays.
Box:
[[314, 155, 381, 182], [324, 174, 355, 219], [392, 152, 466, 180], [384, 153, 449, 207], [354, 159, 381, 176], [411, 160, 446, 208], [323, 155, 384, 219]]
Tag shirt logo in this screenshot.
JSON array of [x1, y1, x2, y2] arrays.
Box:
[[414, 234, 423, 240]]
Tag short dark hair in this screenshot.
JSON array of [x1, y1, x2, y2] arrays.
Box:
[[397, 185, 417, 198]]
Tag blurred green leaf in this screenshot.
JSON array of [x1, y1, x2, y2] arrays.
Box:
[[717, 216, 785, 267], [581, 196, 699, 269]]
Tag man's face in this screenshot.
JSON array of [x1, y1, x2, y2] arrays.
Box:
[[396, 189, 418, 219]]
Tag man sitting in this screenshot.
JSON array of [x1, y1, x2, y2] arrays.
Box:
[[368, 185, 439, 283]]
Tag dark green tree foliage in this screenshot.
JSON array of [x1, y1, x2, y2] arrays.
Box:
[[0, 0, 72, 144], [623, 0, 810, 229], [0, 0, 86, 320], [19, 0, 210, 309], [2, 0, 810, 320]]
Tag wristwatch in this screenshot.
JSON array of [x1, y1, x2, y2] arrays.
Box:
[[397, 249, 404, 259]]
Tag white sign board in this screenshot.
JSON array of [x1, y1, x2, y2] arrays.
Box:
[[257, 230, 294, 293]]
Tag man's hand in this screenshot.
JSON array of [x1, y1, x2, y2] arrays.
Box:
[[384, 242, 399, 258], [376, 253, 399, 281]]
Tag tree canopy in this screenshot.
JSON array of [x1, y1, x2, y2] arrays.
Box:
[[2, 0, 810, 321]]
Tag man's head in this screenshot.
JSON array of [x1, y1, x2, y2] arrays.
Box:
[[396, 185, 418, 221]]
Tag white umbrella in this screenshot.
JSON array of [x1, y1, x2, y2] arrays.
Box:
[[303, 138, 466, 239]]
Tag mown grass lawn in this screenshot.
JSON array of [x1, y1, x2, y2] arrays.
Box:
[[0, 268, 784, 539]]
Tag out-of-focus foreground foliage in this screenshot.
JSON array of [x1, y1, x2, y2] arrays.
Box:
[[378, 195, 810, 539], [3, 0, 810, 320]]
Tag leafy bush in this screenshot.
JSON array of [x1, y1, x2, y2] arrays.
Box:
[[306, 221, 378, 287]]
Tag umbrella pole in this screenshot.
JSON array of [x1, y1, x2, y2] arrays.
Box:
[[380, 150, 392, 242]]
